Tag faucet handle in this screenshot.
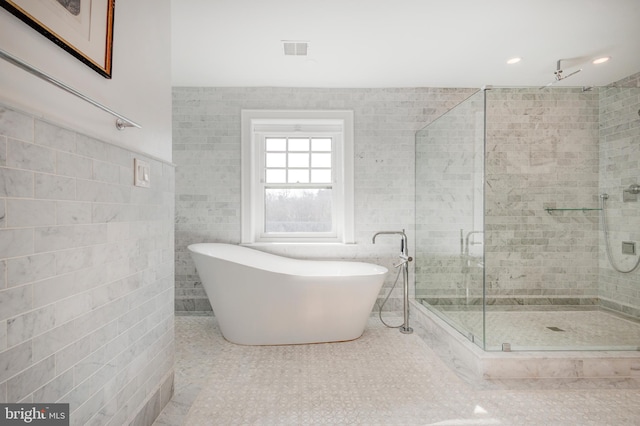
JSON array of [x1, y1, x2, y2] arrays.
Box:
[[393, 256, 412, 268], [624, 184, 640, 195]]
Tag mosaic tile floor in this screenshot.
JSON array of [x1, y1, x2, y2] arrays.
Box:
[[153, 316, 640, 425], [437, 309, 640, 350]]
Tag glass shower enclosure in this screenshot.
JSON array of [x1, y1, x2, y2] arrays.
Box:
[[415, 83, 640, 351]]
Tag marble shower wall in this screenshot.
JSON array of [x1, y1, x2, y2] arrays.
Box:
[[0, 105, 175, 425], [172, 87, 475, 315], [598, 73, 640, 316], [484, 88, 601, 304]]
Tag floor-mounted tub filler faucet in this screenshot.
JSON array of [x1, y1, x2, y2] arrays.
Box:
[[372, 230, 413, 334]]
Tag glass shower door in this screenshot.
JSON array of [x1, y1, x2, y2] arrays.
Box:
[[415, 90, 486, 349]]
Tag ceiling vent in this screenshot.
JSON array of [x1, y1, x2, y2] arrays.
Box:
[[283, 41, 308, 56]]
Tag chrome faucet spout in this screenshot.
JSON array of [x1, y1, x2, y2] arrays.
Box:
[[372, 230, 408, 257], [464, 230, 484, 256]]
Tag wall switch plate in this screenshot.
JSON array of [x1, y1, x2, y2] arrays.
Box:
[[622, 241, 636, 255], [134, 158, 150, 188]]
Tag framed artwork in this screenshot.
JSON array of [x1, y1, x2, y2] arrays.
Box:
[[0, 0, 115, 78]]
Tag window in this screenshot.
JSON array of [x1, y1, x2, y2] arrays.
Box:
[[241, 110, 354, 243]]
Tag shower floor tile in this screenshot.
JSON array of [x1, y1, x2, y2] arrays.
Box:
[[440, 309, 640, 350], [153, 316, 640, 425]]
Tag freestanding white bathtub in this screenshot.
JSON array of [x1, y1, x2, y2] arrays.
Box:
[[188, 243, 388, 345]]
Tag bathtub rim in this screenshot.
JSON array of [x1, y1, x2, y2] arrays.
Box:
[[188, 242, 388, 277]]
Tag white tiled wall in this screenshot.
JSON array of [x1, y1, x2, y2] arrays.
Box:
[[172, 77, 639, 319], [0, 105, 175, 426], [172, 87, 476, 314]]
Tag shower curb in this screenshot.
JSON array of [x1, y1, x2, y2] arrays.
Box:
[[410, 301, 640, 380]]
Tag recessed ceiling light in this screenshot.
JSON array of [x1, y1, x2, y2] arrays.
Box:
[[592, 56, 610, 65], [506, 57, 522, 65]]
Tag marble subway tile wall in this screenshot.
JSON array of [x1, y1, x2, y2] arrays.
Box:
[[172, 87, 475, 315], [0, 106, 175, 425], [484, 88, 600, 304], [598, 72, 640, 316]]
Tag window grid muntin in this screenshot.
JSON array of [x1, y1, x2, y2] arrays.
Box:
[[265, 136, 332, 185]]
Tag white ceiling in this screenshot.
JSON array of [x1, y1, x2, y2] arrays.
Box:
[[171, 0, 640, 88]]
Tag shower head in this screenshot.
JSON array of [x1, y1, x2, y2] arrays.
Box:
[[540, 59, 582, 89], [554, 60, 582, 81]]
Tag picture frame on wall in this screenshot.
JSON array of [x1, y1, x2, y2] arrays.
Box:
[[0, 0, 115, 78]]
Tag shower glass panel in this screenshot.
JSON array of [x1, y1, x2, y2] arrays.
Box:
[[415, 90, 486, 350], [416, 82, 640, 352]]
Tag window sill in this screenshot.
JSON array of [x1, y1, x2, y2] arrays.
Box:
[[241, 242, 356, 247], [240, 242, 359, 258]]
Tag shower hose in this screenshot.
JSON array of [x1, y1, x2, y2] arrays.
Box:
[[377, 265, 404, 328], [600, 194, 640, 273]]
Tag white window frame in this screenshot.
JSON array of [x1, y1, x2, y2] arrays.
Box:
[[241, 110, 354, 244]]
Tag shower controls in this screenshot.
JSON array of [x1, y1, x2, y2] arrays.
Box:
[[624, 184, 640, 194], [622, 241, 636, 256], [623, 184, 639, 202]]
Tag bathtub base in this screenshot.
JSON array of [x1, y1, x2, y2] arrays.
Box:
[[213, 277, 379, 346], [220, 328, 366, 346]]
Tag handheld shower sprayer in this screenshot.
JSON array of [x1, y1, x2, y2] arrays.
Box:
[[600, 193, 640, 274]]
